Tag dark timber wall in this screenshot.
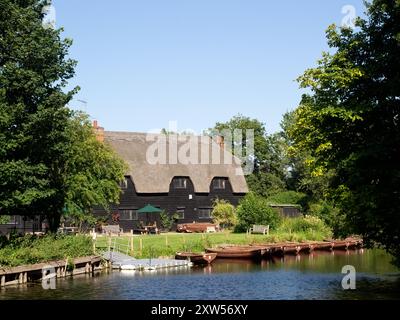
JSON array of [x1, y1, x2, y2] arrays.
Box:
[[93, 176, 245, 232]]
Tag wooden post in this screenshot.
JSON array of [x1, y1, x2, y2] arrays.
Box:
[[18, 273, 23, 284], [1, 275, 5, 287], [64, 258, 68, 277], [108, 235, 112, 253], [23, 272, 28, 284], [130, 234, 134, 256]]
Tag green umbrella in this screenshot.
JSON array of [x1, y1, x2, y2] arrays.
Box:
[[138, 204, 162, 225], [138, 204, 163, 214]]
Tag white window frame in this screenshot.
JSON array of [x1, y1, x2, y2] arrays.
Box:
[[198, 208, 212, 219], [174, 178, 187, 189], [213, 178, 226, 190], [176, 208, 185, 219], [120, 177, 129, 189], [119, 209, 138, 221]]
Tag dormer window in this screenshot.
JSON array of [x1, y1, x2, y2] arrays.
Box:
[[213, 178, 226, 190], [120, 177, 128, 189], [174, 178, 187, 189]]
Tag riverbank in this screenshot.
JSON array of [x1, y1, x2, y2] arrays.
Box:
[[94, 229, 337, 259], [0, 234, 94, 268], [0, 255, 103, 288]]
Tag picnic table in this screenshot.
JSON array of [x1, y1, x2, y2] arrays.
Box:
[[133, 226, 159, 235]]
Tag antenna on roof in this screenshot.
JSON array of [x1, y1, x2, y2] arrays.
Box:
[[77, 99, 88, 113]]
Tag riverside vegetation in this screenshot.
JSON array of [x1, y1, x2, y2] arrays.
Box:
[[0, 0, 398, 267], [0, 234, 93, 268]]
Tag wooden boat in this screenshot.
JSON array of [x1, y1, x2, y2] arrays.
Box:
[[206, 246, 264, 260], [176, 223, 218, 233], [175, 252, 217, 265]]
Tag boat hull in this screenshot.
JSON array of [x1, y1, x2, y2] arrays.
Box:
[[206, 247, 263, 260], [175, 252, 217, 265]]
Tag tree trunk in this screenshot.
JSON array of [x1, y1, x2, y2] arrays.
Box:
[[47, 213, 61, 233]]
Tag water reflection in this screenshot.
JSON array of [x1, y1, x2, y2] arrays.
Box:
[[1, 249, 399, 300]]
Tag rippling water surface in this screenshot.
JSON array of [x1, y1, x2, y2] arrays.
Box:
[[1, 249, 399, 300]]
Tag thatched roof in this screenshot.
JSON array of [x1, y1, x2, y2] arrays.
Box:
[[105, 131, 249, 194]]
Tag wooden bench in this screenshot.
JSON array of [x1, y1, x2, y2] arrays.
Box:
[[249, 225, 270, 235]]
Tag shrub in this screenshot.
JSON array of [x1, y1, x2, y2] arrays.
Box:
[[160, 211, 175, 230], [277, 215, 333, 239], [0, 216, 11, 224], [235, 192, 281, 232], [267, 191, 307, 209], [211, 199, 237, 229], [308, 200, 350, 238], [0, 234, 93, 267]]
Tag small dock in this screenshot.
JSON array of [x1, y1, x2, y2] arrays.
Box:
[[207, 238, 363, 260], [102, 251, 192, 271], [0, 256, 102, 287]]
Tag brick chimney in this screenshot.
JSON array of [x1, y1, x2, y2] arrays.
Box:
[[216, 135, 225, 149], [93, 120, 105, 143]]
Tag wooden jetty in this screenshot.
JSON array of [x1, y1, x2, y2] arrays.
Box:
[[207, 238, 363, 260], [0, 255, 102, 288]]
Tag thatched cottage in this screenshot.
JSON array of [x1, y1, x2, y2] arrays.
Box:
[[93, 128, 249, 231]]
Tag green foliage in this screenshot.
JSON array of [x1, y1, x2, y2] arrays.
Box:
[[267, 191, 307, 208], [211, 199, 237, 229], [0, 216, 11, 224], [0, 0, 78, 231], [209, 114, 287, 197], [277, 216, 333, 239], [0, 234, 93, 267], [64, 112, 127, 218], [0, 1, 127, 232], [245, 172, 286, 198], [95, 231, 333, 259], [159, 211, 179, 230], [289, 0, 400, 265], [307, 201, 349, 238], [280, 111, 334, 201], [235, 192, 281, 232]]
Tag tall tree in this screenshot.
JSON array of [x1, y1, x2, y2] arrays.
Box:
[[209, 114, 286, 198], [63, 112, 127, 229], [0, 0, 77, 231], [290, 0, 400, 265], [0, 1, 126, 232]]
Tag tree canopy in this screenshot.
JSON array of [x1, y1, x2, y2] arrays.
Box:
[[0, 0, 127, 232], [289, 0, 400, 265], [209, 114, 287, 198]]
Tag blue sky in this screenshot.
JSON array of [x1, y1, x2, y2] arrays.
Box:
[[53, 0, 365, 134]]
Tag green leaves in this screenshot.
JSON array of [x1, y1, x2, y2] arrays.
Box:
[[235, 192, 281, 232], [290, 0, 400, 266], [209, 114, 288, 197], [211, 199, 237, 229], [0, 1, 126, 232]]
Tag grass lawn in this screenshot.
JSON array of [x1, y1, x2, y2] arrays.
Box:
[[0, 234, 94, 267], [95, 230, 330, 259]]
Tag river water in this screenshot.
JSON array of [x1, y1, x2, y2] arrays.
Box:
[[1, 249, 399, 300]]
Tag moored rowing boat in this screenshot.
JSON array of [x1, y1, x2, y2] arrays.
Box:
[[175, 252, 217, 265], [205, 246, 264, 260]]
